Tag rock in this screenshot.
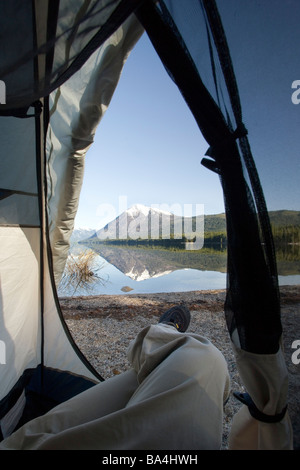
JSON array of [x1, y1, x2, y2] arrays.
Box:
[[121, 286, 134, 292]]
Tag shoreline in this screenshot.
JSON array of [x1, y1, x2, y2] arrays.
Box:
[[59, 283, 300, 303], [60, 284, 300, 449]]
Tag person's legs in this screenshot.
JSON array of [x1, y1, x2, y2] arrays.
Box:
[[0, 309, 230, 450], [0, 369, 139, 450], [125, 323, 230, 449]]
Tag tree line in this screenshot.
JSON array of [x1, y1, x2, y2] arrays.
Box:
[[83, 225, 300, 251], [271, 224, 300, 245]]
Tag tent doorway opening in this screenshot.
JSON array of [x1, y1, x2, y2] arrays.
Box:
[[57, 31, 225, 378]]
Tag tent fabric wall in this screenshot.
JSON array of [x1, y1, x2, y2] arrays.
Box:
[[0, 5, 144, 438], [0, 227, 41, 402], [46, 14, 144, 284], [0, 115, 39, 226], [0, 110, 42, 407], [0, 0, 144, 111], [0, 106, 101, 438]]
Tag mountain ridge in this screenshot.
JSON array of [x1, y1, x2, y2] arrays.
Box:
[[72, 206, 300, 243]]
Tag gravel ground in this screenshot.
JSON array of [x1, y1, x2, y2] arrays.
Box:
[[60, 285, 300, 450]]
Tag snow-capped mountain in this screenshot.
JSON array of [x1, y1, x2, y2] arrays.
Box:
[[125, 266, 173, 281], [90, 245, 178, 282], [126, 204, 173, 218], [93, 203, 184, 241], [71, 227, 97, 243]]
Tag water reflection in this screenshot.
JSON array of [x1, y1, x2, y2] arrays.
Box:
[[90, 245, 228, 280], [58, 243, 300, 296], [59, 249, 109, 295], [84, 243, 300, 277]]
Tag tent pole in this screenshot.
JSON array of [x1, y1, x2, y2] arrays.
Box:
[[34, 99, 46, 392]]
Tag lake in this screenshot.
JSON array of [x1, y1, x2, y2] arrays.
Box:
[[58, 243, 300, 297]]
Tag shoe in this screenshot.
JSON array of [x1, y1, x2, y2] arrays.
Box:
[[158, 305, 191, 332]]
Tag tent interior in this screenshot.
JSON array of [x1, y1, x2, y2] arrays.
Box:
[[0, 0, 299, 446]]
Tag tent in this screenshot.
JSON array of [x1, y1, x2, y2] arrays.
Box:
[[0, 0, 297, 448]]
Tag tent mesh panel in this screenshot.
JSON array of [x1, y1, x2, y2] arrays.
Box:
[[137, 0, 282, 354]]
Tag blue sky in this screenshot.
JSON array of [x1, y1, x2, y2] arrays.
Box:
[[75, 33, 219, 230], [75, 2, 300, 230]]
